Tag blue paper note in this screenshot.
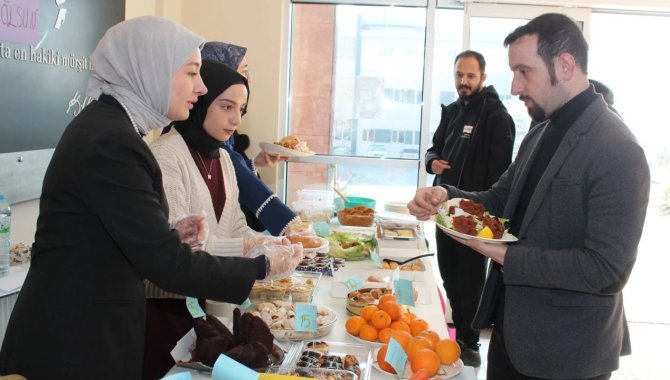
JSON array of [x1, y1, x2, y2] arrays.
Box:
[[295, 303, 318, 332], [240, 298, 252, 309], [392, 267, 400, 282], [394, 279, 415, 307], [160, 372, 192, 380], [342, 275, 365, 291], [370, 250, 382, 268], [212, 353, 259, 380], [185, 297, 206, 319], [386, 337, 408, 377]]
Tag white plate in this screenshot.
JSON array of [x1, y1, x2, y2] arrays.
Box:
[[302, 237, 330, 254], [346, 331, 385, 346], [372, 347, 464, 379], [435, 198, 518, 244], [259, 142, 315, 157], [435, 220, 518, 244]]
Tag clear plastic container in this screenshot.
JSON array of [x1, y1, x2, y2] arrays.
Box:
[[280, 340, 373, 380], [291, 201, 335, 223], [241, 302, 337, 341]]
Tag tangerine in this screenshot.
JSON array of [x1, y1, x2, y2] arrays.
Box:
[[405, 312, 418, 321], [378, 294, 397, 306], [434, 338, 461, 365], [380, 302, 404, 321], [398, 314, 412, 325], [377, 345, 396, 374], [406, 336, 434, 360], [410, 349, 441, 377], [409, 318, 430, 336], [419, 330, 441, 347], [388, 329, 412, 352], [360, 305, 379, 321], [408, 368, 432, 380], [378, 327, 393, 344], [345, 315, 366, 336], [389, 320, 411, 333], [358, 323, 379, 342], [370, 310, 392, 330]]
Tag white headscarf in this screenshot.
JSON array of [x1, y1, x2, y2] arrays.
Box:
[[87, 16, 205, 134]]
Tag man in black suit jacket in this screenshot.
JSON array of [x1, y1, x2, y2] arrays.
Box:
[[409, 13, 649, 379]]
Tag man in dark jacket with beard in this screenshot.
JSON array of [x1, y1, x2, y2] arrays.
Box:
[[425, 50, 515, 367]]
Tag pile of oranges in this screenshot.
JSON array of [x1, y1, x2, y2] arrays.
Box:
[[345, 294, 461, 378]]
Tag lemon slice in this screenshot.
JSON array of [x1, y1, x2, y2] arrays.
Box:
[[476, 226, 494, 239]]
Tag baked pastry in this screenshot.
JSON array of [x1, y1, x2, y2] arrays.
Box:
[[274, 135, 310, 152], [191, 310, 275, 369], [288, 235, 322, 249], [337, 205, 374, 227]]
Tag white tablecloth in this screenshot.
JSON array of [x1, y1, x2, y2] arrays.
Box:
[[167, 251, 476, 380]]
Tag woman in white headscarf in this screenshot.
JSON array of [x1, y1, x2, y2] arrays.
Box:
[[0, 16, 298, 380]]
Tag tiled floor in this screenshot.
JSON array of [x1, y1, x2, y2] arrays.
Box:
[[472, 322, 670, 380]]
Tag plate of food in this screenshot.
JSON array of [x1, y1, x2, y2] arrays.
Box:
[[372, 346, 464, 379], [260, 135, 315, 157], [434, 198, 518, 244]]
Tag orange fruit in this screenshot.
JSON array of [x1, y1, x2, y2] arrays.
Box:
[[378, 327, 394, 344], [434, 338, 461, 365], [377, 344, 396, 374], [345, 315, 366, 336], [380, 302, 404, 321], [406, 335, 434, 360], [410, 349, 441, 377], [388, 329, 412, 352], [419, 330, 440, 347], [358, 323, 379, 342], [409, 318, 430, 336], [398, 314, 412, 325], [409, 368, 432, 380], [389, 320, 411, 333], [360, 305, 379, 321], [378, 294, 397, 306], [370, 310, 392, 330], [406, 312, 418, 321]]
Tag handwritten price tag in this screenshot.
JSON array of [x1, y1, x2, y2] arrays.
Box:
[[394, 279, 415, 307], [240, 298, 252, 309], [392, 267, 400, 282], [342, 275, 365, 291], [212, 353, 259, 380], [386, 337, 408, 377], [370, 250, 382, 268], [295, 303, 318, 333], [185, 297, 206, 319]]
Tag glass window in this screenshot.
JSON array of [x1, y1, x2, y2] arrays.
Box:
[[287, 2, 431, 206], [590, 12, 670, 324], [468, 16, 531, 156]]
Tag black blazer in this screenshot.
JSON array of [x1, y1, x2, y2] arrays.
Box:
[[0, 101, 259, 379]]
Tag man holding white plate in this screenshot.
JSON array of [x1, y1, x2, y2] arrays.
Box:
[[409, 13, 649, 380]]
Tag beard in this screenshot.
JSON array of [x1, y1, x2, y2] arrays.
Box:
[[457, 83, 483, 101], [520, 95, 548, 122]]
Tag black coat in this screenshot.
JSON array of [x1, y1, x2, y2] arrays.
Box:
[[425, 85, 515, 191], [0, 101, 259, 379]]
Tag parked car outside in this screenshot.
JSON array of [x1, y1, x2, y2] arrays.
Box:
[[367, 144, 387, 158], [400, 148, 419, 159]]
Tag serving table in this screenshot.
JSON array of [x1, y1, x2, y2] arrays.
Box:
[[166, 254, 476, 379]]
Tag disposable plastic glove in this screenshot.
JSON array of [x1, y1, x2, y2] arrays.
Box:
[[173, 213, 209, 251], [246, 243, 303, 280], [243, 232, 290, 256]]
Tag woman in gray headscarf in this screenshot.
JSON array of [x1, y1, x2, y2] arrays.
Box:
[[0, 16, 294, 380]]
